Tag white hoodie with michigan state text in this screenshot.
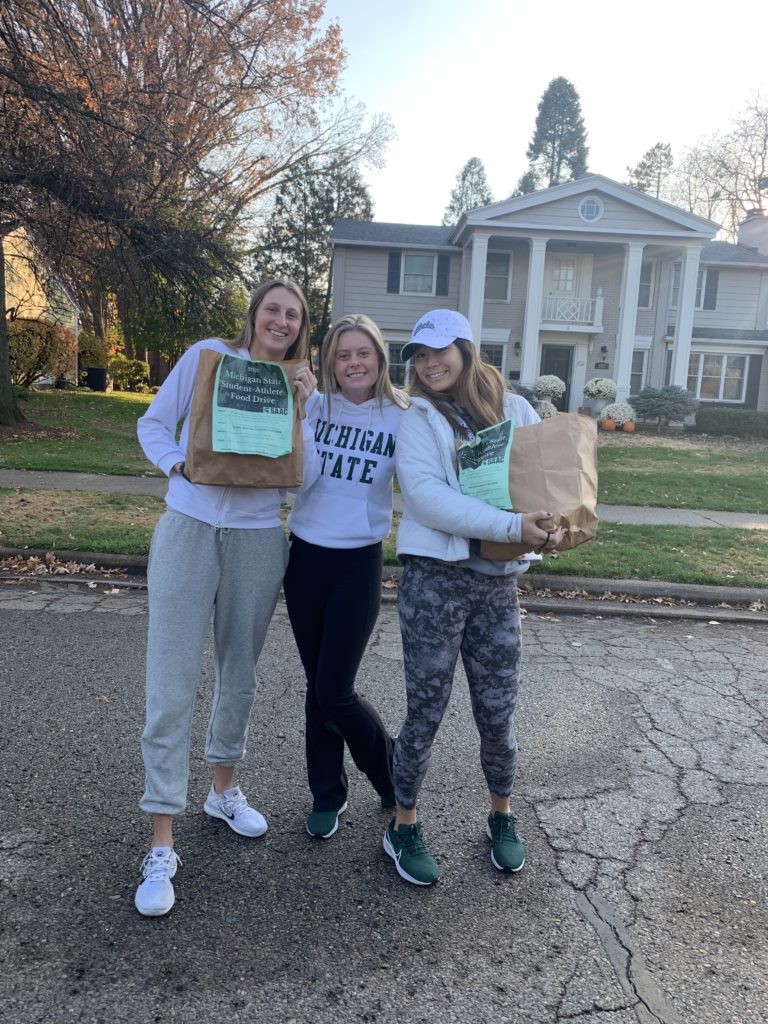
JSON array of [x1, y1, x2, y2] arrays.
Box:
[[289, 391, 404, 548]]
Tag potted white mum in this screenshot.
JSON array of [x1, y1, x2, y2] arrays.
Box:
[[536, 399, 558, 419], [583, 377, 616, 415], [533, 374, 566, 401], [598, 402, 636, 432]]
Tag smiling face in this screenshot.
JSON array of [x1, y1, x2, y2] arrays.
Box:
[[249, 286, 303, 361], [333, 329, 380, 404], [413, 342, 464, 395]]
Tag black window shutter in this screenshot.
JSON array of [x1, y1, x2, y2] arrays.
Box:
[[664, 349, 673, 386], [745, 354, 761, 408], [436, 254, 450, 296], [703, 269, 719, 309], [387, 252, 401, 293]]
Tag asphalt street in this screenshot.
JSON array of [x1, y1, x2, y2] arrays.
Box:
[[1, 581, 766, 1024]]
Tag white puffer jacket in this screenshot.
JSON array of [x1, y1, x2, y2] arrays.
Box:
[[395, 393, 539, 563]]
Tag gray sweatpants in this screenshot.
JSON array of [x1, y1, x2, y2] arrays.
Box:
[[140, 509, 288, 816], [394, 555, 522, 810]]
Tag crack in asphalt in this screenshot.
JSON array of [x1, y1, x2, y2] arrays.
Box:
[[523, 618, 767, 1024]]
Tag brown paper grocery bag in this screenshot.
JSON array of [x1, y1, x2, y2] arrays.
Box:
[[479, 413, 598, 560], [185, 350, 308, 488]]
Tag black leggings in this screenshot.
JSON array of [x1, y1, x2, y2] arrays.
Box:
[[283, 535, 394, 812]]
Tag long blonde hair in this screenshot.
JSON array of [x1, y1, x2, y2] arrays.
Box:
[[407, 338, 505, 433], [230, 278, 312, 365], [320, 314, 408, 414]]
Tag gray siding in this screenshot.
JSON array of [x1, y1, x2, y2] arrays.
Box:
[[330, 245, 461, 330], [488, 193, 692, 235]]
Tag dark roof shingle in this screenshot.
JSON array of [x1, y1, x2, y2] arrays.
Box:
[[331, 219, 455, 247]]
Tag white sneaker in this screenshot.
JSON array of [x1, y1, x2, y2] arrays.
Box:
[[203, 785, 268, 837], [134, 846, 182, 917]]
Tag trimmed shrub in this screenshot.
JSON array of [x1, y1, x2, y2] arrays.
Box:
[[77, 330, 111, 370], [629, 386, 698, 430], [109, 353, 150, 392], [695, 407, 768, 439], [8, 317, 78, 388]]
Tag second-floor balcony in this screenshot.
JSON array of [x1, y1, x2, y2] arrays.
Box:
[[541, 289, 604, 333]]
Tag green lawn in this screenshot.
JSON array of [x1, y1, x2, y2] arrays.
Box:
[[1, 489, 766, 588], [5, 392, 768, 514], [0, 390, 157, 475], [528, 522, 768, 588], [597, 437, 768, 513]]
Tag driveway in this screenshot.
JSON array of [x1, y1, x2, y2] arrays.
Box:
[[1, 583, 766, 1023]]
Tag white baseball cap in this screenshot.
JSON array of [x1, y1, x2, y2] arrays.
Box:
[[400, 309, 473, 362]]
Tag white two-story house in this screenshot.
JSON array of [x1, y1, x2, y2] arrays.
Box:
[[329, 174, 768, 412]]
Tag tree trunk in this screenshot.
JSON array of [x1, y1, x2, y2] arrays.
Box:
[[0, 238, 24, 425]]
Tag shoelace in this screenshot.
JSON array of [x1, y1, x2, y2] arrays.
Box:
[[219, 788, 248, 816], [140, 848, 182, 881], [492, 815, 519, 842], [401, 824, 428, 856]]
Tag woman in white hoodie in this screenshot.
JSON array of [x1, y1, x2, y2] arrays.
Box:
[[284, 314, 408, 840], [133, 279, 319, 917], [383, 309, 562, 887]]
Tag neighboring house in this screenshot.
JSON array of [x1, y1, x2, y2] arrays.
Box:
[[3, 227, 79, 337], [330, 174, 768, 412]]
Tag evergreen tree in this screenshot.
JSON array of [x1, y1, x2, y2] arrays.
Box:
[[525, 77, 589, 186], [442, 157, 494, 225], [511, 165, 543, 197], [255, 158, 373, 348], [627, 143, 674, 198]]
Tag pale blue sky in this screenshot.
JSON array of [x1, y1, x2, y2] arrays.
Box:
[[323, 0, 767, 224]]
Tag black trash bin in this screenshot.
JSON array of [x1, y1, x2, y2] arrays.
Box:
[[85, 367, 112, 392]]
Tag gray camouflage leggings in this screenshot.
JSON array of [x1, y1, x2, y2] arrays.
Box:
[[394, 555, 522, 810]]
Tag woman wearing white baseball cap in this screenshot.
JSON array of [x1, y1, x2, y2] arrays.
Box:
[[383, 309, 562, 886]]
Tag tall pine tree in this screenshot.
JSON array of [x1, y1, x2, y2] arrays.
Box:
[[255, 158, 373, 347], [442, 157, 494, 225], [525, 77, 588, 187], [627, 143, 674, 198]]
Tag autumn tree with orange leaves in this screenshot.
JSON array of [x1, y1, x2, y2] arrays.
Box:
[[0, 0, 391, 423]]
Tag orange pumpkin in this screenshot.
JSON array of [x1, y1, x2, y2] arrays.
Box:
[[601, 419, 616, 431], [622, 421, 636, 433]]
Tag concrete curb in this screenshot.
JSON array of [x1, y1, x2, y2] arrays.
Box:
[[2, 546, 765, 623]]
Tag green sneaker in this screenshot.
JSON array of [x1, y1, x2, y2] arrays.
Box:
[[486, 812, 525, 872], [306, 801, 347, 839], [383, 818, 439, 886]]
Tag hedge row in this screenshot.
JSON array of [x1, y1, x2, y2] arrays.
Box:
[[695, 407, 768, 438]]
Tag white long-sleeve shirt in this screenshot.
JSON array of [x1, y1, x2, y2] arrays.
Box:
[[288, 391, 404, 548], [137, 338, 320, 529]]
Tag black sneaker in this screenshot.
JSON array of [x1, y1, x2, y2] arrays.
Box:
[[486, 812, 525, 872], [383, 818, 439, 886]]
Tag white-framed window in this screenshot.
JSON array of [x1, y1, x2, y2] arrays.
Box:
[[638, 260, 655, 309], [480, 343, 505, 373], [401, 254, 436, 295], [687, 352, 749, 402], [578, 196, 604, 223], [630, 349, 648, 395], [484, 252, 512, 302], [670, 263, 717, 310], [388, 342, 408, 387]]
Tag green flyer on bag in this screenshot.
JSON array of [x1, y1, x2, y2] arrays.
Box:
[[457, 417, 516, 509], [211, 355, 293, 458]]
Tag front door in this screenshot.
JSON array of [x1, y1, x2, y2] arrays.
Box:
[[540, 345, 573, 411]]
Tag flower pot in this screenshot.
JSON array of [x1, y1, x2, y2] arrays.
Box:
[[601, 419, 616, 431], [622, 421, 636, 433]]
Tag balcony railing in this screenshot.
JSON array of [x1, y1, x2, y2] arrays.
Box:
[[541, 289, 604, 331]]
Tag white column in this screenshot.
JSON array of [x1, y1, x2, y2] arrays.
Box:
[[466, 234, 489, 346], [520, 237, 548, 385], [614, 242, 645, 404], [669, 245, 702, 389]]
